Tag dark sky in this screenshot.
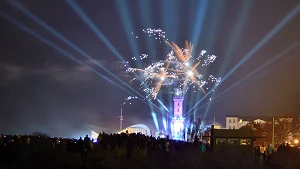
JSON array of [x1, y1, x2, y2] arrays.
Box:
[[0, 0, 299, 137]]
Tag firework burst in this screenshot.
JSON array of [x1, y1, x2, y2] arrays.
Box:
[[121, 96, 138, 106], [127, 28, 221, 99]]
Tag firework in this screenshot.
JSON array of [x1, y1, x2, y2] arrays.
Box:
[[127, 28, 221, 99], [131, 54, 148, 61], [121, 96, 138, 106], [142, 28, 167, 43]]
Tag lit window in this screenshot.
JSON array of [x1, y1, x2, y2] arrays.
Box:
[[240, 139, 251, 145], [229, 119, 231, 123], [228, 139, 239, 145], [216, 138, 227, 145]]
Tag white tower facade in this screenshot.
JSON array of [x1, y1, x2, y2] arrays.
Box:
[[172, 89, 185, 140]]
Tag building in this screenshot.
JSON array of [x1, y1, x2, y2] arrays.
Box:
[[208, 125, 265, 151], [172, 89, 185, 140], [225, 116, 268, 129], [87, 124, 151, 140], [119, 124, 151, 136], [225, 116, 300, 130], [87, 124, 117, 140]]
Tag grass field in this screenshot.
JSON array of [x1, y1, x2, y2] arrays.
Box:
[[1, 140, 300, 169]]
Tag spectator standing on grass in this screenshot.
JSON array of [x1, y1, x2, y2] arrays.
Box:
[[262, 151, 266, 163], [78, 137, 84, 153], [265, 144, 273, 162], [254, 146, 261, 163], [26, 137, 30, 145], [126, 138, 133, 159], [165, 138, 169, 152], [97, 133, 102, 143], [109, 134, 117, 150], [0, 134, 3, 146], [84, 134, 90, 152], [100, 133, 108, 150], [200, 142, 206, 152], [78, 137, 83, 144], [90, 139, 94, 151], [52, 137, 56, 149], [205, 142, 210, 151], [194, 136, 199, 146], [147, 139, 154, 158]]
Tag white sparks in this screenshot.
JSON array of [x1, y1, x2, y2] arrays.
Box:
[[122, 96, 138, 106], [126, 28, 222, 100]]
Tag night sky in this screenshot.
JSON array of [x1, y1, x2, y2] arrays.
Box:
[[0, 0, 299, 138]]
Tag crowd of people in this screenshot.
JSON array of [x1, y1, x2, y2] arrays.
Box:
[[0, 132, 299, 168], [0, 131, 208, 158]]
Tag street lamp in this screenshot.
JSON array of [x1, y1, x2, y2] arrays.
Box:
[[294, 139, 299, 145], [119, 96, 137, 131], [119, 106, 123, 131]]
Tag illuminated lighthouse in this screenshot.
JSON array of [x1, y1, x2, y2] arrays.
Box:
[[172, 89, 185, 140]]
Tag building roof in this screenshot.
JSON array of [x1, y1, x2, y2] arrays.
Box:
[[226, 116, 273, 121], [122, 124, 151, 135], [87, 124, 151, 135], [204, 127, 266, 138], [226, 115, 300, 121], [86, 124, 118, 134]]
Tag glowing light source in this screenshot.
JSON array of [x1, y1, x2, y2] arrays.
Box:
[[187, 71, 193, 76]]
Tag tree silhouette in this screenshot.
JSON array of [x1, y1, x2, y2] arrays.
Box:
[[241, 118, 294, 147], [186, 117, 206, 141], [291, 117, 300, 139], [275, 118, 293, 145]]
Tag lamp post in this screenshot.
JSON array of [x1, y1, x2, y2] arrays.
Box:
[[119, 107, 123, 131], [119, 98, 135, 132], [272, 116, 275, 146], [214, 115, 216, 126]]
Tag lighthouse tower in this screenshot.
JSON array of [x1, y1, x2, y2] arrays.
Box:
[[172, 89, 185, 140]]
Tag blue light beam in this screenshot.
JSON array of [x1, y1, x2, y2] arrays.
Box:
[[138, 0, 155, 55], [0, 12, 138, 98], [191, 0, 208, 47], [186, 4, 300, 115], [65, 0, 126, 62], [115, 1, 140, 58], [65, 0, 155, 113], [195, 41, 300, 117], [204, 0, 253, 117], [157, 99, 170, 113], [151, 112, 159, 130], [10, 0, 143, 99], [0, 12, 167, 114], [162, 117, 167, 131]]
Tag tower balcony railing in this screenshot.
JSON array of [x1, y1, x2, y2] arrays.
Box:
[[172, 116, 186, 120], [173, 96, 183, 99]]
